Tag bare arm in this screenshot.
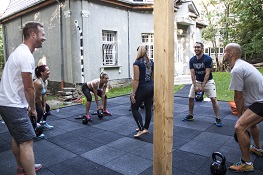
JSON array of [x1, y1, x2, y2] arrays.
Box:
[[92, 81, 101, 109], [131, 65, 139, 103], [42, 94, 47, 113], [22, 72, 37, 117], [234, 90, 244, 118], [101, 84, 107, 108], [34, 80, 42, 107], [201, 67, 211, 90], [190, 68, 199, 92]]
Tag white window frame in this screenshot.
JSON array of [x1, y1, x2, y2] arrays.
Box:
[[141, 33, 154, 60], [102, 30, 117, 66]]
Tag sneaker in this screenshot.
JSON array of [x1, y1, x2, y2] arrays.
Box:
[[182, 114, 194, 121], [215, 118, 223, 127], [36, 133, 45, 139], [43, 122, 54, 130], [250, 145, 263, 156], [103, 110, 112, 116], [229, 160, 254, 172], [16, 163, 42, 175]]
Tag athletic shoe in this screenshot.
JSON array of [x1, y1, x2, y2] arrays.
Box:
[[36, 134, 45, 139], [250, 145, 263, 156], [103, 110, 112, 116], [182, 114, 194, 121], [43, 123, 54, 130], [215, 118, 223, 127], [16, 163, 42, 175], [134, 129, 148, 138], [229, 160, 254, 172]]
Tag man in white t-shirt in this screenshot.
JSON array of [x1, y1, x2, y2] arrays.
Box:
[[0, 21, 46, 175], [223, 43, 263, 173]]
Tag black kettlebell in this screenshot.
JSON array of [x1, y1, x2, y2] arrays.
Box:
[[210, 152, 227, 175], [97, 109, 104, 119], [30, 116, 44, 137], [82, 115, 88, 124], [195, 91, 204, 101]]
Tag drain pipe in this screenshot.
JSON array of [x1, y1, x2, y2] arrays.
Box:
[[127, 9, 131, 78], [56, 0, 65, 90]]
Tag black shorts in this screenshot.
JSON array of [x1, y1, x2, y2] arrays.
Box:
[[249, 102, 263, 117], [0, 106, 36, 144]]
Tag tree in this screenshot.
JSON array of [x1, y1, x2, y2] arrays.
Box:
[[231, 0, 263, 62], [199, 0, 224, 71]]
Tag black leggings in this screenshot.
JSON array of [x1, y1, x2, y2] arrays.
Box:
[[131, 85, 154, 130], [36, 103, 50, 123], [82, 83, 107, 102]]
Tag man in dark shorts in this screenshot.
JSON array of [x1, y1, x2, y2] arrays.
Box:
[[0, 21, 46, 175], [224, 43, 263, 172]]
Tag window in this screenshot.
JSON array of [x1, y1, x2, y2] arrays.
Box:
[[204, 47, 224, 56], [102, 31, 117, 66], [141, 33, 154, 59], [204, 48, 209, 54]]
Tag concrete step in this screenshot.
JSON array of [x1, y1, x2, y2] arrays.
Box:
[[174, 75, 191, 85]]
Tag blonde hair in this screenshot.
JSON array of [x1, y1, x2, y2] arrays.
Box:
[[136, 45, 151, 68]]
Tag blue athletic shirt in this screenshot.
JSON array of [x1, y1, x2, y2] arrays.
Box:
[[189, 54, 213, 82], [133, 57, 154, 88]]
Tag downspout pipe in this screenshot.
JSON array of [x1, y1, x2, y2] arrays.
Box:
[[127, 9, 130, 78], [56, 0, 65, 90]]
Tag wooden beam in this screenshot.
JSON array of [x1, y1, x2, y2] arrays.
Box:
[[153, 0, 174, 175]]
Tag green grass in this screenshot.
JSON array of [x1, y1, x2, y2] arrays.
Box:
[[106, 84, 184, 98], [47, 67, 263, 106], [213, 68, 263, 101], [213, 71, 232, 101]]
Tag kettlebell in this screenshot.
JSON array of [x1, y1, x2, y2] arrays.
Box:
[[195, 91, 204, 101], [82, 115, 88, 124], [30, 116, 44, 137], [97, 109, 104, 119], [210, 152, 227, 175]]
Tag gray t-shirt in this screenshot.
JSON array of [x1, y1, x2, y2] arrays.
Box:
[[229, 59, 263, 107]]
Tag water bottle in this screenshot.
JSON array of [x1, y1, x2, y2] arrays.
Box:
[[56, 103, 60, 112]]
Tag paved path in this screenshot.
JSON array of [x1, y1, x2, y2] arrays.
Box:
[[1, 85, 263, 174]]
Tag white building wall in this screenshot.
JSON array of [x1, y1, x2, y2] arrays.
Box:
[[85, 2, 129, 82]]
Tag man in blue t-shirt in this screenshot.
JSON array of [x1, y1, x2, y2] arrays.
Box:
[[182, 42, 222, 127]]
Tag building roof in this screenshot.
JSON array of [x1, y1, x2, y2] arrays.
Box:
[[0, 0, 44, 19]]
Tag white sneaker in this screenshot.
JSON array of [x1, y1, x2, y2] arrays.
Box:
[[43, 123, 54, 130], [37, 133, 45, 139]]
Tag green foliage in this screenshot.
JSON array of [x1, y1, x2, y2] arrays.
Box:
[[231, 1, 263, 58]]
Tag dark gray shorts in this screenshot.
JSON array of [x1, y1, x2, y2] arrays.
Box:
[[0, 106, 36, 144]]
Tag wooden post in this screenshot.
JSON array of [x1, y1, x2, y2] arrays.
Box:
[[153, 0, 174, 175]]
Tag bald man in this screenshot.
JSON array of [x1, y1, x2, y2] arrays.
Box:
[[224, 43, 263, 172]]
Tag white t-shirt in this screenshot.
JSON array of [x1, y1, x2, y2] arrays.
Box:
[[0, 44, 35, 108], [229, 59, 263, 108]]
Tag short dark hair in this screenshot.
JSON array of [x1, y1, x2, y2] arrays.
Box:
[[100, 71, 108, 78], [35, 65, 47, 78], [22, 21, 43, 40], [195, 42, 204, 48]]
